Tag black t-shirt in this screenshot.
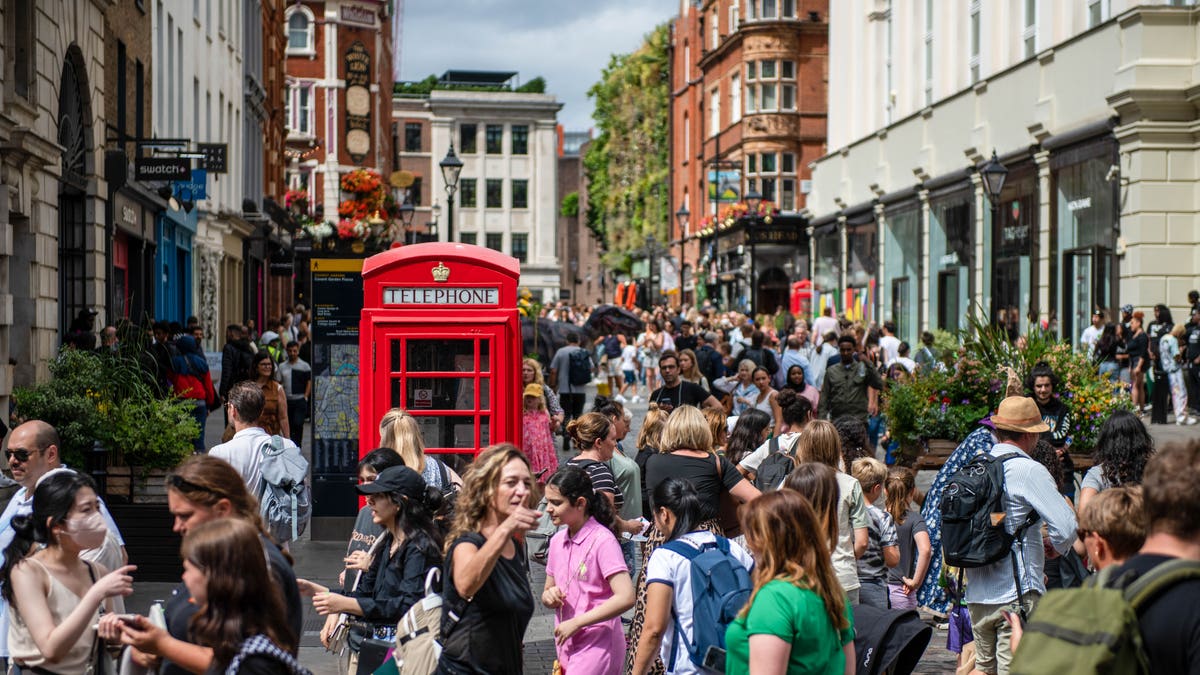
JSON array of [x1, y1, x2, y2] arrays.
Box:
[[636, 447, 656, 518], [644, 452, 741, 522], [674, 335, 698, 352], [438, 532, 535, 674], [1186, 322, 1200, 361], [649, 380, 710, 413], [1114, 554, 1200, 674]]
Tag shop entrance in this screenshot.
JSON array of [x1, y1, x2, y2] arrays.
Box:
[[1063, 246, 1113, 347], [993, 257, 1031, 338], [756, 267, 790, 315], [937, 270, 960, 332]]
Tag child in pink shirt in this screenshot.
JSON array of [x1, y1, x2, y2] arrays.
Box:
[[541, 465, 636, 675], [523, 383, 558, 481]]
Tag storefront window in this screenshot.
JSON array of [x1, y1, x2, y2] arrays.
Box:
[[883, 203, 920, 344], [1053, 139, 1117, 346], [846, 220, 877, 324], [813, 228, 839, 303], [928, 189, 973, 332], [991, 167, 1037, 339]]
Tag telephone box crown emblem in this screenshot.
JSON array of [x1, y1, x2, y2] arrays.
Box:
[[432, 262, 450, 282]]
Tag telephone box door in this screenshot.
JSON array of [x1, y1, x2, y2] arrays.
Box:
[[368, 323, 513, 456]]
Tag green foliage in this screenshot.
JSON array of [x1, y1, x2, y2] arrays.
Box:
[[583, 23, 671, 258], [516, 77, 547, 93], [560, 192, 579, 218], [12, 347, 197, 471], [394, 74, 548, 96]]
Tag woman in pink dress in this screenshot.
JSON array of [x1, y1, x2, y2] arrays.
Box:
[[523, 383, 559, 482], [542, 464, 636, 675]]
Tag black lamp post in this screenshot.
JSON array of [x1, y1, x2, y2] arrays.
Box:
[[398, 202, 416, 244], [440, 144, 464, 243], [981, 149, 1007, 329], [744, 189, 763, 314], [674, 205, 689, 301]]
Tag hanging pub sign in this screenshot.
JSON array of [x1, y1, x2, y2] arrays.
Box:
[[344, 41, 371, 164], [197, 143, 227, 173]]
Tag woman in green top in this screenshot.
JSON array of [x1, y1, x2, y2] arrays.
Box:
[[725, 489, 855, 674]]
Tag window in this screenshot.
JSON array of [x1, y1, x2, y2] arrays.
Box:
[[511, 233, 528, 262], [744, 60, 795, 112], [485, 233, 503, 252], [286, 82, 313, 135], [404, 123, 422, 152], [406, 178, 422, 206], [924, 0, 934, 106], [459, 178, 477, 207], [710, 8, 719, 49], [1023, 0, 1037, 59], [730, 74, 741, 122], [485, 124, 503, 154], [512, 179, 529, 208], [460, 123, 477, 153], [486, 179, 503, 208], [745, 151, 797, 210], [511, 125, 529, 155], [684, 113, 690, 158], [11, 0, 33, 100], [460, 232, 476, 245], [969, 2, 981, 83], [729, 1, 739, 32], [782, 0, 795, 17], [1087, 0, 1104, 27], [761, 0, 776, 19], [285, 7, 313, 53], [709, 88, 720, 136]]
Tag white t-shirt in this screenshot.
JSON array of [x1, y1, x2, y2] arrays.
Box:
[[209, 426, 294, 496], [887, 356, 918, 374], [621, 344, 639, 371], [879, 335, 901, 364], [738, 432, 801, 473], [645, 531, 754, 674]]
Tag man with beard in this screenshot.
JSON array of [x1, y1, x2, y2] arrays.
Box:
[[648, 350, 722, 413]]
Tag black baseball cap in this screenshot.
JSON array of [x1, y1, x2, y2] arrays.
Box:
[[356, 465, 426, 500]]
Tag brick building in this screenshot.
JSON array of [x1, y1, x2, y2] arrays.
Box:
[[671, 0, 827, 313]]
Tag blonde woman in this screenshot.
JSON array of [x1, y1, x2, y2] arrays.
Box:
[[797, 419, 870, 605], [634, 406, 670, 518], [677, 349, 710, 392], [437, 444, 538, 674], [523, 357, 564, 430], [378, 408, 462, 492]]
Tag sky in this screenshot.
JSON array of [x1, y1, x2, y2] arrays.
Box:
[[398, 0, 680, 131]]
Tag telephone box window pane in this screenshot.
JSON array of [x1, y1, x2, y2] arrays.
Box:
[[390, 378, 401, 408], [415, 416, 476, 449], [406, 340, 474, 372], [390, 339, 401, 372], [406, 377, 477, 410], [479, 340, 490, 372], [480, 416, 490, 446], [479, 379, 490, 410]]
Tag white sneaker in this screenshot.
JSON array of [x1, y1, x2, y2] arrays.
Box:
[[1188, 417, 1198, 426], [614, 394, 627, 403], [632, 395, 642, 403]]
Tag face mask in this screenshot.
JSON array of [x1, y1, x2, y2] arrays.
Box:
[[64, 511, 107, 550]]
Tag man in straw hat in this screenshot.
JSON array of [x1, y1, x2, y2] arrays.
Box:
[[964, 396, 1078, 675]]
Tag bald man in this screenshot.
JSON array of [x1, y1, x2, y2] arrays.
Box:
[[0, 420, 127, 668]]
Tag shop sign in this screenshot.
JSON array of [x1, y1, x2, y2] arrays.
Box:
[[340, 4, 376, 26], [940, 252, 959, 268], [1002, 224, 1030, 247], [1067, 197, 1092, 212], [344, 42, 372, 163], [197, 143, 227, 173], [134, 157, 189, 181], [749, 226, 801, 245], [382, 286, 500, 306], [173, 169, 207, 200]]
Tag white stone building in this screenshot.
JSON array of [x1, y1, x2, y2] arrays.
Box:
[[425, 85, 563, 303], [808, 1, 1200, 348]]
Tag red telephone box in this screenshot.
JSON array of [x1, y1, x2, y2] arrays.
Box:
[[359, 243, 522, 461]]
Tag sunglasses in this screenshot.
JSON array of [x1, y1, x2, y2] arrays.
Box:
[[168, 473, 222, 498], [5, 448, 44, 463]]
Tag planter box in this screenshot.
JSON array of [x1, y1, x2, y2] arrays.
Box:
[[104, 466, 170, 504]]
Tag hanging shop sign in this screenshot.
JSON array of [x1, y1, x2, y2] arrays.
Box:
[[135, 157, 189, 181], [198, 143, 227, 173], [344, 42, 372, 164]]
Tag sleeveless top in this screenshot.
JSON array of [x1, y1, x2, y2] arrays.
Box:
[[258, 380, 284, 435], [8, 558, 100, 673]]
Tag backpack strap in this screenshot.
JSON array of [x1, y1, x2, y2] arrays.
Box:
[[1123, 559, 1200, 612], [659, 537, 715, 672], [995, 452, 1041, 621], [768, 434, 779, 456]]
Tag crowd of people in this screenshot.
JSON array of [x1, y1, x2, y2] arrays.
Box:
[[2, 296, 1197, 674]]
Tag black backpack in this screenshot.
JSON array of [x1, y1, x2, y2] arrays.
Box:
[[940, 452, 1039, 568], [568, 348, 593, 386], [754, 435, 798, 491], [742, 347, 765, 368]]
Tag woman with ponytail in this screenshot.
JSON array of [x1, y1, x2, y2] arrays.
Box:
[[541, 465, 636, 674], [884, 467, 930, 610], [2, 471, 135, 673], [724, 490, 853, 675], [298, 465, 443, 655], [630, 478, 753, 675]]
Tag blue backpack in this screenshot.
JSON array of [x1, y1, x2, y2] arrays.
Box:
[[661, 536, 753, 671]]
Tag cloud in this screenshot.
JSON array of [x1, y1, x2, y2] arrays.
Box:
[[399, 0, 678, 129]]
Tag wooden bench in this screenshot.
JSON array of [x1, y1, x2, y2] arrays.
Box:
[[914, 439, 958, 472]]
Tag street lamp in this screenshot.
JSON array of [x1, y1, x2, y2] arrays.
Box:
[[980, 150, 1008, 203], [440, 144, 464, 243], [674, 204, 689, 303], [743, 189, 763, 314], [398, 202, 416, 243]]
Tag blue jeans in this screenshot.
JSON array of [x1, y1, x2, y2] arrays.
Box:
[[621, 538, 639, 580], [191, 399, 208, 452], [1099, 360, 1120, 381], [867, 414, 885, 451]]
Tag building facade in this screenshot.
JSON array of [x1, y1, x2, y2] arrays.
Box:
[[808, 1, 1200, 348], [557, 128, 607, 306], [671, 0, 828, 313], [424, 84, 563, 302], [0, 0, 110, 410], [392, 94, 438, 242]]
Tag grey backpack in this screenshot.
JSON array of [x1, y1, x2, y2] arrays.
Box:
[[257, 435, 312, 543]]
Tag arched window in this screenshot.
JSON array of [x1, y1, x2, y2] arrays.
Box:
[[286, 7, 314, 54]]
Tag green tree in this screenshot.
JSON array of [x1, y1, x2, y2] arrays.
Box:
[[584, 23, 670, 270], [560, 191, 579, 217]]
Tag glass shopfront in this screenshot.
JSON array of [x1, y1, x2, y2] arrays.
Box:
[[928, 188, 974, 331], [882, 202, 921, 344], [1052, 137, 1118, 347], [991, 165, 1038, 339], [846, 215, 877, 324], [812, 225, 840, 313]]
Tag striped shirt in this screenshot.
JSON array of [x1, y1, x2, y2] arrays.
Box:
[[568, 458, 624, 510], [964, 442, 1078, 606]]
